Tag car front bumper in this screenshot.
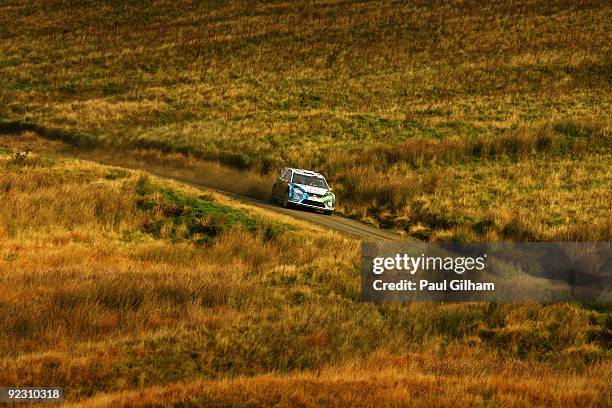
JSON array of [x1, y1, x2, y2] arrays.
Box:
[[288, 198, 334, 211]]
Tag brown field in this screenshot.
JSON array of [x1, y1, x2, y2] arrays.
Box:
[[0, 0, 611, 406], [0, 151, 610, 406], [66, 352, 610, 408], [0, 0, 610, 240]]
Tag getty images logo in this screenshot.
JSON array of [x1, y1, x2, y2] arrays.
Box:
[[372, 253, 488, 275]]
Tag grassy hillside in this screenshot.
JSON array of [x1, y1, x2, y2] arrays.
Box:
[[1, 0, 610, 241], [0, 149, 610, 406]]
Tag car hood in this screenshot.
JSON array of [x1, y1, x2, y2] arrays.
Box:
[[292, 183, 329, 196]]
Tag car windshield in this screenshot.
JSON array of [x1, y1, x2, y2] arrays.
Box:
[[292, 173, 328, 189]]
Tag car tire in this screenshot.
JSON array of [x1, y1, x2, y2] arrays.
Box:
[[270, 186, 277, 203], [324, 210, 333, 216]]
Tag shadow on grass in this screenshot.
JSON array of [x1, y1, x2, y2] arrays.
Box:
[[0, 120, 100, 149]]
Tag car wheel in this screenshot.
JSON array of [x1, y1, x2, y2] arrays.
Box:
[[270, 186, 277, 203], [324, 210, 332, 216]]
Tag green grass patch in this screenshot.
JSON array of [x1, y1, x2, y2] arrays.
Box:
[[134, 175, 292, 243]]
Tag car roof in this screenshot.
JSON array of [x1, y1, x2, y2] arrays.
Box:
[[285, 167, 325, 179]]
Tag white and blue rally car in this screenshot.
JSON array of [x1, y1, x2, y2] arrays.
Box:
[[271, 167, 335, 215]]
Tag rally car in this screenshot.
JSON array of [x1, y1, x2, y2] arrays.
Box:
[[271, 168, 335, 215]]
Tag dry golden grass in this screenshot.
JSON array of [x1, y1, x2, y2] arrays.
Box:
[[0, 151, 610, 406], [66, 350, 611, 408], [0, 1, 610, 404], [1, 0, 610, 240]]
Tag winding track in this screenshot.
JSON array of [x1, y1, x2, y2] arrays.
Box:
[[1, 127, 406, 242], [142, 169, 406, 242]]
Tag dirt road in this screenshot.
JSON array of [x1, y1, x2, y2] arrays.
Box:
[[84, 151, 406, 242], [143, 168, 405, 242], [2, 129, 407, 241]]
